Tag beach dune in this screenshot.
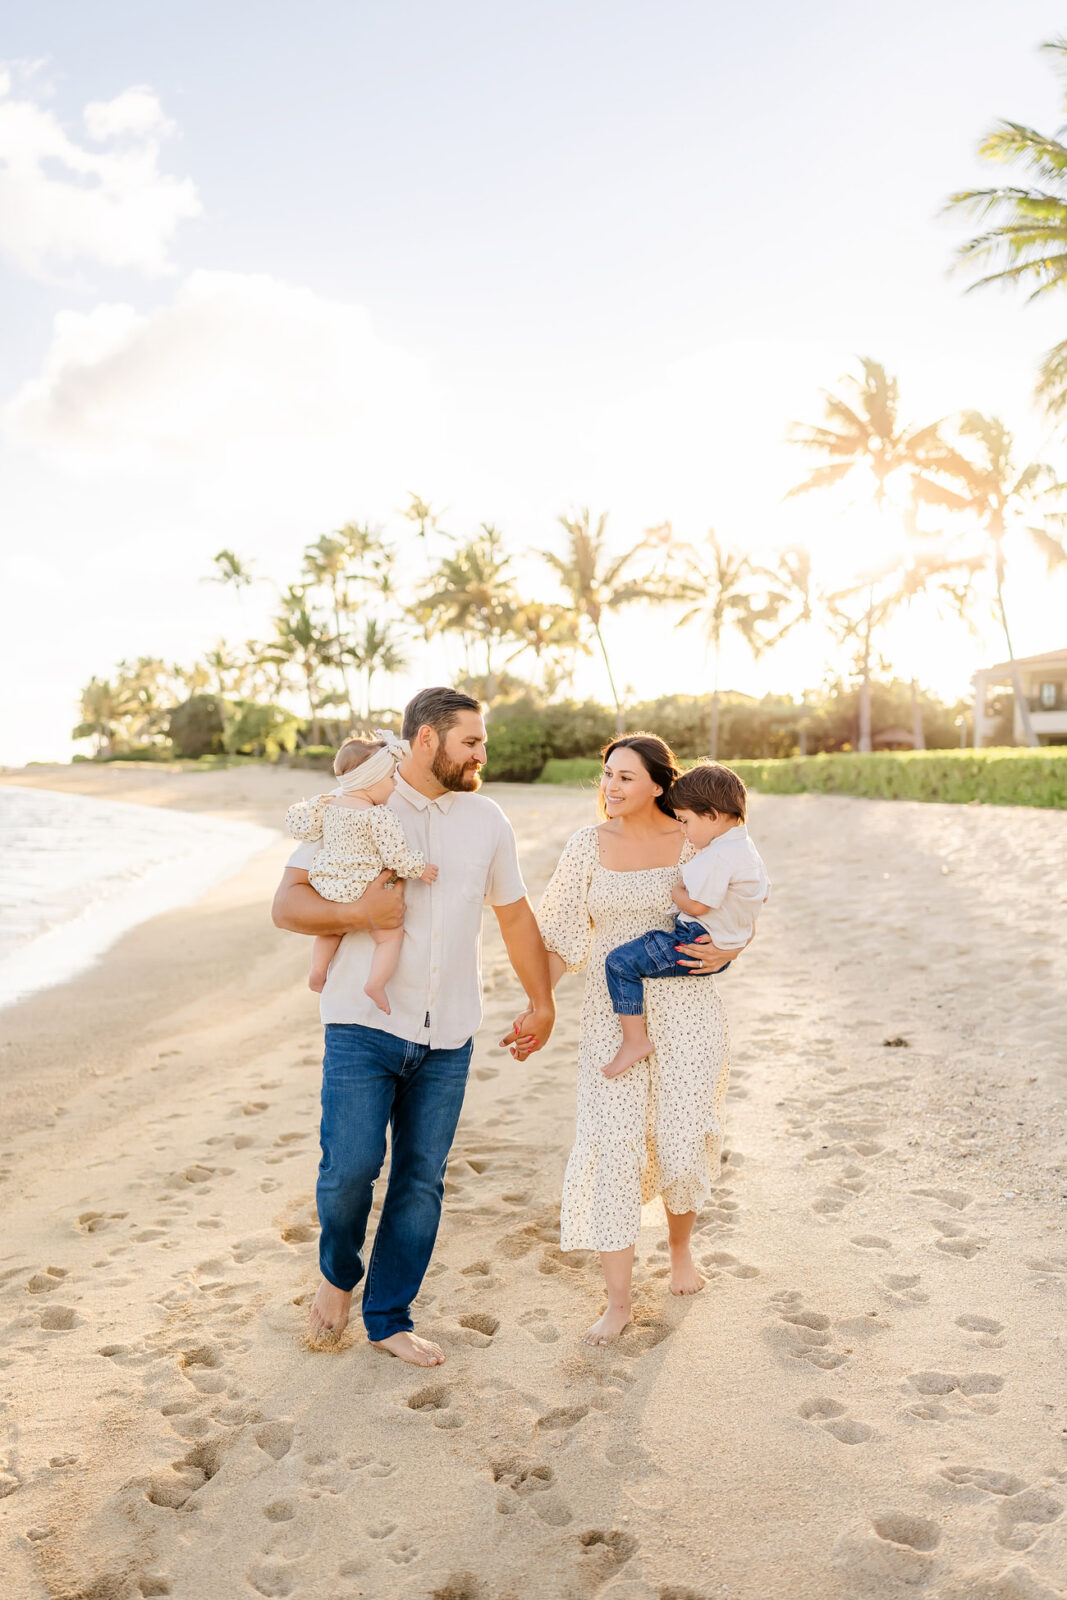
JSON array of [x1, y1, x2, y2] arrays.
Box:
[[1, 765, 1065, 1600]]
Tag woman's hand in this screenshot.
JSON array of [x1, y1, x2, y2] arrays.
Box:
[[674, 931, 746, 972], [499, 999, 555, 1061]]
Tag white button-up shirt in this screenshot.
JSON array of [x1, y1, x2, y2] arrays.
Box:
[[287, 774, 527, 1048]]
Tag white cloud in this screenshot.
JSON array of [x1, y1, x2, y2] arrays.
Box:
[[83, 85, 175, 142], [0, 67, 198, 277], [3, 270, 442, 507]]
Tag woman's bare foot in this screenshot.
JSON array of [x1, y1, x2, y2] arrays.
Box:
[[602, 1035, 653, 1078], [583, 1302, 631, 1345], [307, 1279, 353, 1345], [370, 1331, 445, 1366], [363, 982, 391, 1015], [669, 1242, 705, 1296]]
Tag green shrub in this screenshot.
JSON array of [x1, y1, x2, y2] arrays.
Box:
[[540, 757, 603, 785], [540, 748, 1067, 808], [483, 703, 550, 782], [168, 695, 226, 758], [105, 744, 176, 763], [286, 746, 336, 771], [223, 701, 301, 759], [728, 748, 1067, 809]]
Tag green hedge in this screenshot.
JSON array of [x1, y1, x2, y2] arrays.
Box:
[[540, 749, 1067, 808]]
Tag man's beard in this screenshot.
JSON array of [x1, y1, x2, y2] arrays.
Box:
[[431, 747, 482, 792]]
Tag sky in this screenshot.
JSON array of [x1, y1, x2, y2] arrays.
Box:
[[2, 0, 1067, 762]]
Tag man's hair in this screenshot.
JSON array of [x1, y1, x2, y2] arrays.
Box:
[[401, 686, 482, 742], [669, 761, 747, 821], [334, 735, 384, 776]]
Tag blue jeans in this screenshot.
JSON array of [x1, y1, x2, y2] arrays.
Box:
[[317, 1023, 472, 1341], [605, 915, 733, 1015]]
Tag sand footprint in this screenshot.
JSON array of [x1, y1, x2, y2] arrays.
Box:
[[995, 1489, 1064, 1551], [955, 1313, 1006, 1349], [407, 1384, 463, 1430], [519, 1308, 560, 1343], [456, 1312, 499, 1347], [834, 1512, 942, 1587], [797, 1396, 873, 1445]]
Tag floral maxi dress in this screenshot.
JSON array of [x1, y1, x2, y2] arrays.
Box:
[[538, 825, 731, 1253]]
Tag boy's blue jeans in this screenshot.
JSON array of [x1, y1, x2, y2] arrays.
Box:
[[317, 1022, 472, 1341], [605, 915, 733, 1015]]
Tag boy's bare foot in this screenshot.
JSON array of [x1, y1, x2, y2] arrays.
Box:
[[309, 969, 328, 994], [669, 1243, 705, 1296], [308, 1280, 353, 1345], [583, 1303, 631, 1345], [370, 1331, 445, 1366], [363, 983, 391, 1015], [602, 1035, 653, 1078]]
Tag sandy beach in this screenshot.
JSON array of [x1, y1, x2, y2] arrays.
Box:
[[1, 763, 1066, 1600]]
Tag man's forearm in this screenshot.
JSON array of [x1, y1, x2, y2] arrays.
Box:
[[496, 900, 553, 1006], [272, 879, 368, 935], [271, 869, 404, 936]]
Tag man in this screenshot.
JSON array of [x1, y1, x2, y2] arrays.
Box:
[[272, 687, 555, 1367]]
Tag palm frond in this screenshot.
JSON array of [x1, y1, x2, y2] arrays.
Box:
[[784, 461, 854, 499], [978, 120, 1067, 178], [1027, 525, 1067, 570]]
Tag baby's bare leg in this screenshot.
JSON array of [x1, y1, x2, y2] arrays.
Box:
[[364, 926, 404, 1015], [309, 933, 342, 994]]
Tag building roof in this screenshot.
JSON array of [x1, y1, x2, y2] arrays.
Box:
[[973, 647, 1067, 681]]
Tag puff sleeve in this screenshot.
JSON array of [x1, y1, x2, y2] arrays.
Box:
[[537, 825, 597, 973], [285, 795, 330, 842], [367, 806, 428, 879]]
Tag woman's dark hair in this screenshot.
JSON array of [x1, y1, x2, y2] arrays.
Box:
[[599, 733, 681, 819]]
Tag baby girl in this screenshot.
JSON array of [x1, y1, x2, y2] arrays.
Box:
[[285, 731, 437, 1011]]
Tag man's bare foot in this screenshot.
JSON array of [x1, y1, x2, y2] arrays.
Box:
[[370, 1331, 445, 1366], [602, 1035, 653, 1078], [307, 1279, 353, 1345], [669, 1242, 705, 1296], [363, 983, 391, 1015], [309, 968, 328, 994], [583, 1302, 631, 1345]]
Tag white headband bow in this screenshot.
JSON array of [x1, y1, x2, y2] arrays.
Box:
[[334, 730, 411, 795]]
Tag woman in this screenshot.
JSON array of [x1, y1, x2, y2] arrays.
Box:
[[534, 734, 736, 1346]]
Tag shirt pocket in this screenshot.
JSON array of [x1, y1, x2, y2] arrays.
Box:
[[456, 855, 494, 904]]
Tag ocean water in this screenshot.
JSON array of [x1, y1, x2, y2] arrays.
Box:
[[0, 786, 278, 1011]]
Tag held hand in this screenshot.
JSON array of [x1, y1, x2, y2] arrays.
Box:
[[499, 998, 556, 1061], [358, 871, 406, 932], [421, 864, 440, 883], [674, 932, 741, 973]]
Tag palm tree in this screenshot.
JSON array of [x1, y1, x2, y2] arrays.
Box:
[[543, 509, 680, 733], [262, 589, 336, 745], [73, 677, 135, 757], [673, 531, 783, 759], [913, 412, 1067, 746], [946, 37, 1067, 416], [412, 524, 519, 699], [788, 358, 946, 751], [303, 532, 358, 717], [347, 616, 409, 718], [207, 549, 258, 592]]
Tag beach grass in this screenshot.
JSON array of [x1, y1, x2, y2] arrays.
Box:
[[538, 748, 1067, 807]]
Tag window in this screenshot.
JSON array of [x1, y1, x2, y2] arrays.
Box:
[[1039, 681, 1060, 708]]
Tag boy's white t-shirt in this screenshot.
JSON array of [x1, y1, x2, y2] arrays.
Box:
[[679, 824, 769, 950]]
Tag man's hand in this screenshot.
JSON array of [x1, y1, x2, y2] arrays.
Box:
[[499, 998, 555, 1062], [272, 867, 405, 935], [674, 930, 749, 972], [361, 871, 406, 931]]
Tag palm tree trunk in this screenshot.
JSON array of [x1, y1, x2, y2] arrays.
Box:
[[858, 596, 873, 754], [593, 622, 625, 735], [910, 679, 925, 751], [305, 667, 320, 747], [333, 589, 354, 719], [994, 568, 1038, 748]]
